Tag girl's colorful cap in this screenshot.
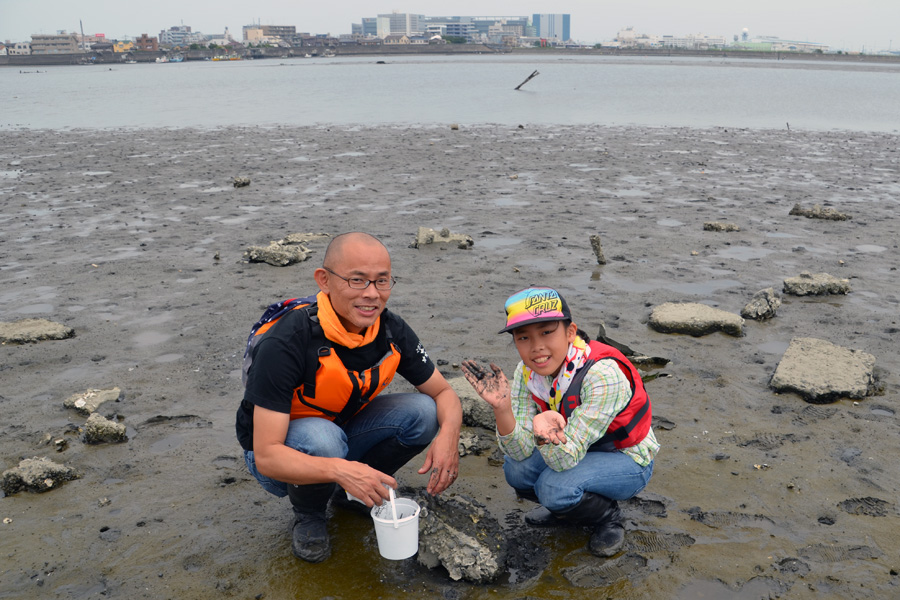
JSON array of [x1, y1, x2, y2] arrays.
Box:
[[500, 287, 572, 333]]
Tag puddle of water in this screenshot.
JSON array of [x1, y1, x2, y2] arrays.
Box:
[[854, 244, 887, 253], [15, 303, 54, 314], [715, 246, 774, 261], [657, 218, 683, 227], [492, 197, 530, 207], [478, 236, 521, 250], [149, 434, 184, 454], [176, 278, 196, 284], [871, 407, 894, 417], [764, 231, 798, 238], [154, 353, 184, 363], [757, 340, 790, 355], [133, 331, 172, 347]]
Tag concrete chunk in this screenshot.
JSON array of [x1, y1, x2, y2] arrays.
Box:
[[0, 318, 74, 344], [769, 337, 877, 403], [703, 221, 740, 232], [63, 387, 121, 416], [741, 288, 782, 320], [649, 302, 744, 337], [83, 413, 128, 444], [412, 226, 473, 249], [789, 203, 851, 221], [783, 272, 851, 296], [416, 493, 505, 583], [1, 457, 79, 495]]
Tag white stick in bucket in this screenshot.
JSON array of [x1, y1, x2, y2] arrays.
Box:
[[388, 486, 399, 528]]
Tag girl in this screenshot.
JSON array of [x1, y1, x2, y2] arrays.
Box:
[[462, 287, 658, 557]]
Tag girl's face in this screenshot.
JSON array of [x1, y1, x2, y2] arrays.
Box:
[[511, 320, 578, 377]]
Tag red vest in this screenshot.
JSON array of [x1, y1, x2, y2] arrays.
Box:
[[531, 341, 652, 452]]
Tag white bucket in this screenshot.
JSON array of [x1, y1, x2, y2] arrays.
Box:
[[370, 497, 420, 560]]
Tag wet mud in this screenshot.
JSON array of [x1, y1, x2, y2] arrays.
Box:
[[1, 124, 898, 599]]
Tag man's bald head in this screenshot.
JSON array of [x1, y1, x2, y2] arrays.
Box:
[[322, 232, 388, 269]]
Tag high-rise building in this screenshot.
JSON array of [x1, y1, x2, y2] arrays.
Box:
[[376, 12, 423, 37], [532, 14, 570, 42]]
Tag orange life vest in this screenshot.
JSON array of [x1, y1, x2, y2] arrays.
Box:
[[243, 296, 402, 425]]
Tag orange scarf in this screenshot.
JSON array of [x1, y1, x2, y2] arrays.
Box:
[[316, 291, 380, 348]]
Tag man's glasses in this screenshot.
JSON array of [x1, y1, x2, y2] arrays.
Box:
[[324, 267, 396, 290]]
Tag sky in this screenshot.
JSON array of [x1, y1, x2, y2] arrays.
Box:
[[1, 1, 897, 52]]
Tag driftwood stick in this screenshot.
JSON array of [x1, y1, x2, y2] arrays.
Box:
[[515, 70, 540, 90]]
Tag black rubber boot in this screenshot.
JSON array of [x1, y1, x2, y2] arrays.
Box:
[[332, 437, 429, 514], [287, 482, 335, 563], [561, 492, 625, 557]]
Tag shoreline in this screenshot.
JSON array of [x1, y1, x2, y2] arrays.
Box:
[[4, 45, 900, 67], [1, 124, 898, 599]]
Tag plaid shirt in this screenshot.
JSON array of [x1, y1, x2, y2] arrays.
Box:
[[498, 359, 659, 472]]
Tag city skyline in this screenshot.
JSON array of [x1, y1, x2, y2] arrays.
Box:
[[1, 0, 897, 52]]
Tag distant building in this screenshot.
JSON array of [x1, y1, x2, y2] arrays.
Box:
[[31, 32, 80, 54], [734, 35, 828, 53], [383, 34, 411, 45], [159, 25, 206, 47], [7, 41, 31, 55], [659, 33, 727, 49], [113, 40, 134, 53], [532, 14, 570, 42], [134, 34, 158, 51], [377, 12, 423, 37], [242, 24, 296, 44]]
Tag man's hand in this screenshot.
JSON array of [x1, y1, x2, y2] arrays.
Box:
[[461, 360, 511, 410], [533, 411, 567, 446], [418, 429, 459, 495], [336, 461, 397, 508]]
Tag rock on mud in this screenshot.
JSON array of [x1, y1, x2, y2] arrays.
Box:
[[648, 302, 744, 337], [83, 413, 128, 444], [741, 288, 782, 320], [703, 221, 740, 232], [416, 493, 506, 583], [789, 203, 851, 220], [412, 226, 473, 249], [243, 241, 310, 266], [589, 234, 607, 264], [769, 337, 877, 403], [1, 457, 79, 495], [232, 176, 251, 188], [63, 387, 122, 416], [0, 318, 74, 344], [783, 272, 851, 296]]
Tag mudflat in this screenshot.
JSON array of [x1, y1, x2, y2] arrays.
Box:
[[1, 124, 898, 599]]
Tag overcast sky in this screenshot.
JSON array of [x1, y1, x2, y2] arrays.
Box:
[[1, 1, 897, 52]]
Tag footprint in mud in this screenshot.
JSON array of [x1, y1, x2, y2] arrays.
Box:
[[685, 507, 775, 529], [141, 415, 212, 429], [798, 542, 882, 562], [626, 529, 695, 553], [624, 494, 668, 518], [837, 496, 894, 517], [791, 404, 838, 426], [562, 553, 648, 588]]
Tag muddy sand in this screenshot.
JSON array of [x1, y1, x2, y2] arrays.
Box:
[[1, 125, 898, 599]]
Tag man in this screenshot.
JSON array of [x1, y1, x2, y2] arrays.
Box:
[[236, 232, 462, 562]]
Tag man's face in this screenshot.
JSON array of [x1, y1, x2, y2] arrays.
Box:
[[318, 240, 392, 333]]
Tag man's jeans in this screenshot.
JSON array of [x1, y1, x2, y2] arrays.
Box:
[[503, 449, 654, 512], [244, 392, 438, 497]]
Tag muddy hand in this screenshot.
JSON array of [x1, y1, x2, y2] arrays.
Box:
[[533, 411, 567, 445], [461, 360, 510, 410]]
